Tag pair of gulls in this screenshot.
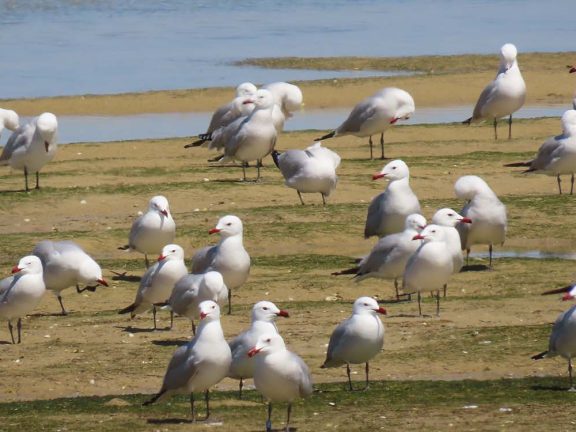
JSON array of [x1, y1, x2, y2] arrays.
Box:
[[0, 111, 59, 191]]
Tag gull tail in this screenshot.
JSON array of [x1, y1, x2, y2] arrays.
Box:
[[118, 245, 130, 251], [314, 131, 336, 142], [184, 137, 209, 149], [118, 303, 136, 315], [271, 150, 281, 168], [531, 351, 548, 360], [142, 390, 166, 406], [462, 117, 472, 125], [331, 267, 359, 276]]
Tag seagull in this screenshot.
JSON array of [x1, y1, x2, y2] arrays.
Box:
[[364, 159, 421, 239], [203, 82, 258, 134], [403, 224, 454, 316], [314, 87, 415, 159], [185, 89, 277, 181], [119, 244, 187, 330], [463, 43, 526, 140], [454, 175, 507, 268], [261, 81, 304, 118], [143, 301, 232, 421], [321, 297, 386, 390], [0, 112, 58, 191], [228, 301, 289, 398], [333, 213, 427, 300], [271, 141, 341, 205], [0, 255, 45, 343], [164, 270, 228, 334], [504, 110, 576, 195], [248, 333, 313, 432], [532, 300, 576, 391], [431, 208, 472, 297], [118, 195, 176, 268], [191, 215, 250, 315], [0, 108, 19, 140], [32, 240, 108, 316]]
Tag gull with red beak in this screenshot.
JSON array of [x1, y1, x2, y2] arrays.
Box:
[[403, 224, 454, 316], [191, 215, 250, 315], [454, 175, 507, 269], [314, 87, 415, 159], [248, 333, 313, 432], [0, 255, 45, 343], [333, 214, 427, 300], [143, 301, 232, 421], [32, 240, 108, 316], [321, 296, 386, 390], [228, 301, 290, 398], [0, 112, 58, 191], [463, 43, 526, 140], [163, 270, 228, 334], [532, 302, 576, 391], [119, 244, 187, 330], [364, 159, 421, 239], [118, 195, 176, 268]]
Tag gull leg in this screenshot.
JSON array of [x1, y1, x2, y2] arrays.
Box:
[[394, 278, 399, 300], [257, 159, 261, 181], [57, 294, 68, 316], [443, 283, 447, 298], [369, 136, 374, 159], [144, 254, 150, 268], [380, 132, 385, 160], [297, 191, 304, 205], [321, 193, 326, 206], [242, 164, 247, 182], [466, 249, 470, 267], [202, 389, 210, 421], [17, 318, 22, 344], [571, 174, 575, 195], [35, 171, 40, 189], [169, 310, 174, 330], [285, 403, 292, 432], [238, 378, 243, 399], [24, 167, 29, 192], [417, 291, 422, 316], [489, 244, 493, 269], [190, 392, 196, 422], [266, 402, 273, 432], [508, 114, 513, 140], [569, 358, 576, 391], [363, 362, 370, 390], [493, 118, 498, 140], [192, 319, 196, 335], [346, 363, 353, 391], [436, 290, 440, 317], [227, 289, 232, 315], [557, 175, 563, 195], [8, 321, 15, 344], [152, 305, 157, 330]]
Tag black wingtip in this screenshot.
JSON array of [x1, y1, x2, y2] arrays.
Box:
[[462, 117, 472, 125], [271, 150, 281, 168], [142, 390, 165, 406], [118, 303, 136, 315], [117, 245, 130, 251], [541, 285, 573, 296], [503, 161, 531, 168], [331, 267, 360, 276], [314, 131, 336, 142], [531, 351, 548, 360], [184, 139, 206, 149]]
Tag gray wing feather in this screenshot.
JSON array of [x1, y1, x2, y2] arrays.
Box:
[[291, 352, 313, 397], [472, 82, 498, 120], [159, 343, 198, 393], [323, 320, 350, 367], [364, 192, 386, 238], [529, 135, 563, 171], [358, 233, 403, 274], [278, 150, 310, 180], [0, 124, 30, 162], [191, 246, 217, 273], [337, 99, 377, 134]]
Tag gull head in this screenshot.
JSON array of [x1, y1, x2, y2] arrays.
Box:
[[454, 175, 493, 200], [252, 300, 289, 322], [248, 333, 286, 357], [198, 300, 221, 321], [412, 224, 446, 243], [1, 109, 20, 131], [12, 255, 43, 276], [372, 159, 410, 181], [78, 257, 108, 287], [36, 112, 58, 151], [246, 89, 275, 110], [500, 43, 518, 70], [352, 296, 386, 316], [157, 244, 184, 262], [149, 195, 170, 217], [236, 82, 258, 97], [432, 208, 472, 228], [209, 215, 243, 237], [404, 213, 427, 232]]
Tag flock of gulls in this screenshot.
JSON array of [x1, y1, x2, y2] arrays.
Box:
[[1, 43, 576, 430]]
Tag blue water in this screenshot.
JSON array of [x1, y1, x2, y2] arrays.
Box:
[[0, 0, 575, 98]]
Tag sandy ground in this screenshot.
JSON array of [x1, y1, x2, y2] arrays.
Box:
[[0, 54, 575, 430]]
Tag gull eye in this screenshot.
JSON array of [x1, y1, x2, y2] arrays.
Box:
[[266, 338, 271, 343], [392, 166, 397, 170], [212, 305, 216, 309], [263, 307, 269, 310], [448, 213, 454, 217], [363, 303, 369, 306], [226, 222, 232, 226]]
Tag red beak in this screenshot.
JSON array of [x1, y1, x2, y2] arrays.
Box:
[[412, 234, 425, 240], [372, 173, 386, 181], [161, 210, 168, 217], [200, 312, 208, 320], [460, 217, 472, 224], [248, 347, 261, 358], [44, 141, 50, 152], [277, 310, 289, 318], [375, 307, 387, 315], [157, 254, 166, 262], [569, 66, 576, 73], [389, 117, 399, 124], [11, 266, 21, 274], [562, 293, 574, 301], [97, 278, 109, 287], [243, 99, 254, 105], [209, 228, 221, 235]]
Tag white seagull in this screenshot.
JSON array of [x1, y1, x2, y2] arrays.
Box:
[[532, 297, 576, 391], [454, 175, 507, 268], [0, 255, 45, 343], [228, 301, 289, 398], [119, 244, 187, 329], [118, 195, 176, 268], [186, 89, 277, 181], [164, 270, 228, 333], [272, 141, 341, 205], [0, 108, 19, 140], [143, 301, 232, 421], [248, 333, 313, 432], [0, 112, 58, 191], [333, 213, 427, 300], [32, 240, 108, 316], [403, 224, 454, 316], [463, 43, 526, 140], [191, 215, 251, 315], [261, 81, 304, 118], [203, 82, 258, 134], [364, 159, 421, 239], [504, 110, 576, 194], [315, 87, 415, 159], [321, 297, 386, 390]]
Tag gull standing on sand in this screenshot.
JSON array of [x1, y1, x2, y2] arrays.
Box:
[[333, 213, 427, 300], [0, 256, 45, 344], [272, 141, 341, 205], [248, 333, 313, 432], [0, 108, 19, 140], [454, 175, 507, 268], [164, 271, 228, 334], [119, 244, 187, 329], [228, 301, 289, 398], [203, 82, 257, 134], [403, 224, 454, 316], [186, 89, 277, 181], [504, 110, 576, 194], [532, 296, 576, 391], [364, 159, 421, 239], [463, 43, 526, 140], [315, 87, 415, 159], [0, 112, 58, 191], [118, 195, 176, 268], [32, 240, 108, 316], [191, 215, 250, 315], [321, 297, 386, 390], [143, 301, 232, 421]]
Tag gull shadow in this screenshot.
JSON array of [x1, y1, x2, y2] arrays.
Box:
[[531, 384, 573, 392], [461, 264, 490, 272], [147, 418, 193, 425], [0, 340, 13, 345], [28, 312, 69, 317], [111, 272, 142, 282], [390, 313, 434, 318], [151, 338, 188, 347], [115, 325, 170, 333]]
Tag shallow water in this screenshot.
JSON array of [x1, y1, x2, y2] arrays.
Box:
[[471, 250, 576, 261], [0, 0, 574, 98]]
